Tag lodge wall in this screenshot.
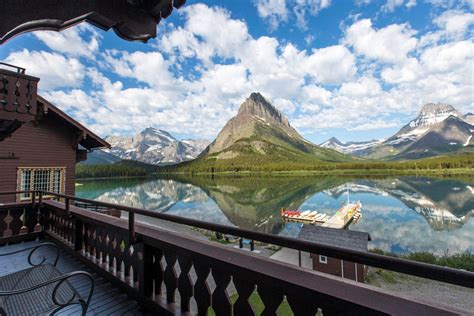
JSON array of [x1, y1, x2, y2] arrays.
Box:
[[0, 115, 77, 203], [311, 253, 367, 282]]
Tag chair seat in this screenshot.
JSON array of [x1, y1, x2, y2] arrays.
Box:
[[0, 264, 78, 315]]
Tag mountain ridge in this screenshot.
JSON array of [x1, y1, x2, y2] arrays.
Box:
[[321, 103, 473, 159], [84, 128, 209, 165]]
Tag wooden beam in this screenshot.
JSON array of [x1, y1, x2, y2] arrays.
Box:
[[0, 0, 186, 44]]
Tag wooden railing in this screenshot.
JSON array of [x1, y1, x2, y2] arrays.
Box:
[[0, 190, 472, 315]]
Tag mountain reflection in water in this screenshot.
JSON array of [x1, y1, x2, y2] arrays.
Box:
[[76, 176, 473, 255]]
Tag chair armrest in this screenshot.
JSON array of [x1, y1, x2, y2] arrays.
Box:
[[0, 242, 59, 266], [0, 270, 94, 312]]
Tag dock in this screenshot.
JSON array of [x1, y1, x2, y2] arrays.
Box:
[[281, 202, 362, 229], [322, 202, 361, 229]]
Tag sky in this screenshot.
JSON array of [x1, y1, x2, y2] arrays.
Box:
[[0, 0, 473, 144]]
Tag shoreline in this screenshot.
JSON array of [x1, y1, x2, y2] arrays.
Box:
[[75, 168, 474, 180], [156, 167, 474, 176]]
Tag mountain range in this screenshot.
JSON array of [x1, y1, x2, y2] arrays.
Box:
[[197, 92, 350, 164], [321, 103, 473, 159], [84, 96, 472, 167], [83, 128, 209, 165]]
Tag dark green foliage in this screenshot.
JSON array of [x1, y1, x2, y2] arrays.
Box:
[[76, 159, 159, 179], [158, 153, 474, 174], [369, 249, 474, 272]]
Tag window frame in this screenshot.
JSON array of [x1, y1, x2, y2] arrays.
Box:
[[17, 167, 66, 201], [319, 255, 327, 264]]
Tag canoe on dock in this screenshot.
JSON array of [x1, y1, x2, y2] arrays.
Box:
[[281, 201, 362, 229]]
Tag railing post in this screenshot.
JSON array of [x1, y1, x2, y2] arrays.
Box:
[[31, 191, 36, 209], [38, 191, 43, 208], [74, 218, 84, 252], [129, 212, 136, 244], [65, 197, 70, 215], [139, 244, 154, 298]]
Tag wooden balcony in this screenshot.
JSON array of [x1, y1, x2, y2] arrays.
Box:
[[0, 191, 472, 315]]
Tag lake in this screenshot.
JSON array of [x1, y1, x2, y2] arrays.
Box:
[[76, 175, 474, 255]]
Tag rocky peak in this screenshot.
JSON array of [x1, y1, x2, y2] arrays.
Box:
[[409, 103, 460, 128], [237, 92, 291, 128]]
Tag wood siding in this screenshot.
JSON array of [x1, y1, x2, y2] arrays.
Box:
[[0, 116, 77, 203], [311, 253, 367, 283]]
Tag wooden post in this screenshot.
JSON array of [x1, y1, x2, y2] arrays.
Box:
[[31, 191, 36, 209], [38, 191, 43, 208], [74, 218, 84, 252], [129, 212, 136, 244], [65, 197, 70, 215], [139, 244, 154, 297]]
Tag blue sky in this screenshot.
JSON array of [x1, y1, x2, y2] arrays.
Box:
[[1, 0, 473, 143]]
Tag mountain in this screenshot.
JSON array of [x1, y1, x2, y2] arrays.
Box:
[[101, 128, 209, 165], [321, 103, 473, 160], [319, 137, 383, 156], [82, 149, 122, 165], [198, 92, 350, 164], [464, 113, 474, 125]]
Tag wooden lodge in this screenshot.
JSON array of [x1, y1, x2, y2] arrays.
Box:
[[299, 225, 371, 283], [0, 94, 109, 204]]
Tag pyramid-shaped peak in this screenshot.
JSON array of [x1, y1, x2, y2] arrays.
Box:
[[238, 92, 285, 123], [249, 92, 268, 103]]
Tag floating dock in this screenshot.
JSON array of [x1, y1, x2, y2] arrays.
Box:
[[281, 202, 362, 229]]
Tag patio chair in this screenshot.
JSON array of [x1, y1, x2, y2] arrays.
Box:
[[0, 243, 94, 316]]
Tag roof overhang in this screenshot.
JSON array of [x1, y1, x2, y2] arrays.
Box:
[[37, 95, 110, 150], [0, 0, 186, 44]]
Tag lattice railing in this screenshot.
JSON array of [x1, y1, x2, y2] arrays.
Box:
[[0, 191, 471, 315]]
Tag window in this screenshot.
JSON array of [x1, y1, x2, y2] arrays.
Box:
[[17, 167, 66, 200], [319, 255, 327, 264]]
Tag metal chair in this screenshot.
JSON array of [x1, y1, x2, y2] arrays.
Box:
[[0, 243, 94, 315]]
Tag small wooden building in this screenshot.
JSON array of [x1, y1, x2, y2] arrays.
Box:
[[0, 95, 109, 203], [299, 225, 371, 283]]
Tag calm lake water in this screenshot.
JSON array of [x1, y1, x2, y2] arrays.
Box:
[[76, 175, 474, 255]]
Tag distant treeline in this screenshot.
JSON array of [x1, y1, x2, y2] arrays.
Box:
[[76, 154, 474, 178], [157, 153, 474, 174], [76, 160, 158, 179]]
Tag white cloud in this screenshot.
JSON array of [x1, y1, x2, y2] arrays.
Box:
[[382, 0, 417, 12], [33, 24, 100, 58], [348, 119, 399, 131], [15, 3, 473, 142], [254, 0, 331, 30], [5, 50, 85, 90], [434, 10, 474, 39], [339, 76, 381, 98], [293, 0, 332, 29], [254, 0, 288, 30], [306, 45, 356, 84], [344, 19, 418, 64]]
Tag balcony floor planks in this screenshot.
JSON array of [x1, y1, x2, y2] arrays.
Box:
[[0, 240, 144, 315]]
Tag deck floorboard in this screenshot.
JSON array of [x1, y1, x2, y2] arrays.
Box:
[[0, 240, 144, 315]]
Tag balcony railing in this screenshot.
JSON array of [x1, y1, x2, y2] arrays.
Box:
[[0, 190, 472, 315]]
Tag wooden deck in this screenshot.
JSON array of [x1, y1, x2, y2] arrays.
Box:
[[0, 240, 144, 316]]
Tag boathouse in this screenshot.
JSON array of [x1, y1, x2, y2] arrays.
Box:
[[299, 225, 371, 282], [0, 93, 109, 203]]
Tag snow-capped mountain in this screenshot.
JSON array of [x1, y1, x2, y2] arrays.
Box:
[[319, 137, 383, 156], [321, 103, 473, 159], [102, 128, 209, 165]]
